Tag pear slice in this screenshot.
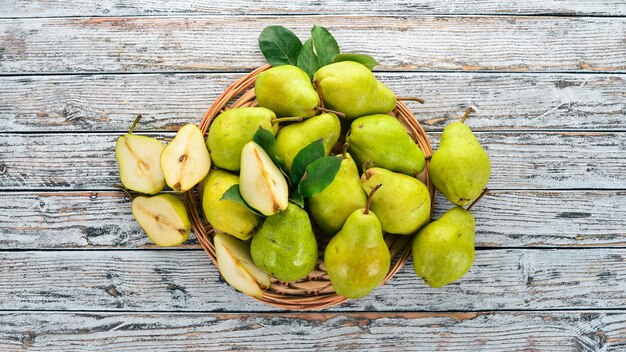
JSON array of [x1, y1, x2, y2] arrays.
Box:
[[239, 141, 289, 216], [160, 124, 211, 192], [115, 115, 165, 194], [131, 194, 191, 246], [214, 233, 270, 298]]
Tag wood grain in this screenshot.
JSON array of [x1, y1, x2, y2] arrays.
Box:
[[1, 249, 625, 312], [2, 0, 625, 17], [1, 16, 625, 74], [0, 311, 624, 351], [1, 191, 625, 249], [1, 72, 625, 132], [1, 132, 625, 190]]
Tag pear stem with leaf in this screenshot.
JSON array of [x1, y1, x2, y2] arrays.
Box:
[[396, 97, 426, 104], [466, 188, 489, 211], [128, 114, 143, 134], [113, 183, 135, 201], [461, 107, 475, 124], [364, 184, 382, 215]]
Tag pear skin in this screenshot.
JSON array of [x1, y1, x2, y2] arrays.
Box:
[[314, 61, 396, 120], [275, 113, 341, 171], [250, 204, 318, 282], [348, 114, 425, 176], [430, 115, 491, 206], [207, 107, 278, 171], [255, 65, 320, 118], [202, 169, 262, 240], [412, 207, 475, 288], [308, 153, 367, 234], [361, 167, 431, 235]]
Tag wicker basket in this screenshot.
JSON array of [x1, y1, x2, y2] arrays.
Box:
[[184, 64, 436, 310]]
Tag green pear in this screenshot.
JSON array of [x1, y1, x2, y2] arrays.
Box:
[[250, 204, 318, 282], [202, 169, 262, 240], [115, 115, 165, 194], [307, 152, 367, 234], [430, 109, 491, 206], [207, 107, 278, 171], [314, 61, 396, 120], [324, 185, 390, 299], [214, 233, 270, 298], [255, 65, 320, 118], [348, 114, 425, 176], [412, 207, 475, 288], [160, 124, 211, 192], [275, 113, 341, 171], [131, 194, 190, 247], [361, 167, 431, 235], [239, 141, 289, 216]]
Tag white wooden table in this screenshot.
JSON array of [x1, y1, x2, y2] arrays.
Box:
[[1, 1, 626, 350]]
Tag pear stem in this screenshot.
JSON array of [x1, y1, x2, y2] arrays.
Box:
[[128, 114, 143, 134], [466, 188, 489, 211], [271, 116, 306, 124], [396, 97, 425, 104], [313, 79, 325, 109], [461, 107, 475, 124], [341, 142, 349, 159], [113, 183, 135, 201], [362, 159, 373, 172], [364, 184, 382, 215], [315, 106, 346, 118]]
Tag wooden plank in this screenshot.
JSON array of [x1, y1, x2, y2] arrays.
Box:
[[0, 249, 625, 312], [0, 311, 624, 351], [1, 16, 625, 74], [2, 0, 624, 17], [2, 72, 625, 132], [1, 132, 625, 190], [1, 191, 625, 249]]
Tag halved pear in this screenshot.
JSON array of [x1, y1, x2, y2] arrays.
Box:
[[115, 115, 165, 194], [214, 233, 271, 298], [160, 124, 211, 192], [131, 194, 191, 247], [239, 141, 289, 216]]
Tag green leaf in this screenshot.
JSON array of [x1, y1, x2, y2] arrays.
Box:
[[252, 127, 288, 175], [289, 191, 305, 208], [290, 139, 325, 185], [333, 53, 380, 70], [258, 26, 303, 66], [298, 156, 342, 198], [297, 38, 321, 80], [311, 25, 340, 66], [220, 185, 265, 217]]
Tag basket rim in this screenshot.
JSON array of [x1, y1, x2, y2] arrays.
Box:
[[184, 64, 435, 310]]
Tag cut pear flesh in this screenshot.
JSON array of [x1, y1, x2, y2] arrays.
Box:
[[131, 195, 191, 247], [239, 141, 289, 216], [160, 124, 211, 192], [116, 134, 165, 194], [214, 233, 270, 298]]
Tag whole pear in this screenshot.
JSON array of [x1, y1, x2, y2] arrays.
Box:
[[207, 107, 278, 171], [255, 65, 320, 118], [275, 113, 341, 171], [250, 204, 318, 282], [361, 167, 431, 235], [430, 108, 490, 206], [202, 169, 262, 240], [412, 207, 475, 288], [314, 61, 395, 120], [348, 114, 425, 176], [324, 186, 390, 299], [116, 115, 166, 195], [307, 152, 367, 234], [131, 194, 190, 247]]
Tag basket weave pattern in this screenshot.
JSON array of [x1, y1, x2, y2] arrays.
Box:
[[184, 64, 436, 310]]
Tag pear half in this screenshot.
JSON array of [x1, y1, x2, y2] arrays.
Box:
[[239, 141, 289, 216], [214, 233, 271, 298], [160, 124, 211, 192], [131, 194, 191, 247], [115, 115, 165, 194]]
